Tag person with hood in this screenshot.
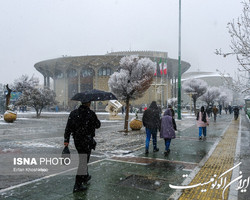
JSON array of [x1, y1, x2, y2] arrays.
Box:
[[160, 109, 177, 156], [64, 101, 101, 193], [196, 106, 209, 140], [168, 105, 175, 118], [233, 106, 240, 120], [142, 101, 161, 154], [212, 105, 218, 122]]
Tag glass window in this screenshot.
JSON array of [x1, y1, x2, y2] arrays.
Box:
[[68, 69, 77, 78], [81, 68, 93, 77], [107, 68, 111, 75], [103, 68, 107, 76], [98, 67, 112, 76], [55, 70, 64, 79]]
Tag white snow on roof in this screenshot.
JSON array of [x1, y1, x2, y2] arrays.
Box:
[[181, 71, 230, 81]]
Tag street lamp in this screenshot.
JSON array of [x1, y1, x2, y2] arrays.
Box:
[[177, 0, 182, 120]]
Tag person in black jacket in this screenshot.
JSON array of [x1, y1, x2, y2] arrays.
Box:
[[64, 101, 101, 193], [142, 101, 161, 154]]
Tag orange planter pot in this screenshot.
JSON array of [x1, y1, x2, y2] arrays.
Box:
[[4, 111, 17, 123], [130, 119, 143, 130]]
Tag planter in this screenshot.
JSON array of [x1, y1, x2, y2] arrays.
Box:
[[4, 110, 17, 123], [130, 119, 143, 130]]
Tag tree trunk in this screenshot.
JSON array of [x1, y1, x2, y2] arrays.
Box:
[[193, 99, 197, 115], [36, 109, 41, 118], [124, 98, 130, 132], [5, 84, 12, 111]]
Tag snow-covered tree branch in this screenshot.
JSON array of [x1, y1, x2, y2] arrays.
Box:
[[200, 87, 220, 106], [13, 75, 58, 118], [216, 69, 250, 95], [108, 55, 156, 132], [215, 1, 250, 94], [183, 79, 208, 113]]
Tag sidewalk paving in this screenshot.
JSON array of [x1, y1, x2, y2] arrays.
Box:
[[0, 113, 249, 200]]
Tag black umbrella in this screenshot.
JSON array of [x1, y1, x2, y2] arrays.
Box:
[[71, 89, 117, 103]]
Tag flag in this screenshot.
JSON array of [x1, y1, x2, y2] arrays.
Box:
[[163, 59, 167, 75], [159, 58, 163, 75], [154, 59, 157, 76]]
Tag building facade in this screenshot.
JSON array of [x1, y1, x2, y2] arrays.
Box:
[[34, 51, 191, 110]]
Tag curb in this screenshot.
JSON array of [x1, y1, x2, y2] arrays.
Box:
[[228, 116, 242, 200]]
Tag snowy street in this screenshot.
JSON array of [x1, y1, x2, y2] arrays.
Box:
[[1, 111, 249, 200], [0, 111, 195, 189]]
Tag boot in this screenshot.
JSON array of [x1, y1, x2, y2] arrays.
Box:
[[83, 175, 91, 184], [153, 148, 159, 152], [73, 184, 87, 193], [164, 149, 170, 156], [73, 175, 87, 193]]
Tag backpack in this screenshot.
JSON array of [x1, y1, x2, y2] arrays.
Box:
[[196, 112, 207, 123]]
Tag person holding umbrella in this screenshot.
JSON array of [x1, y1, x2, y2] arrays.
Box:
[[64, 89, 117, 192], [64, 101, 101, 192]]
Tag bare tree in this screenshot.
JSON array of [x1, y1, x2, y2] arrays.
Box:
[[13, 75, 57, 118], [216, 69, 249, 94], [217, 90, 232, 107], [5, 84, 12, 110], [108, 55, 156, 132], [200, 87, 220, 107], [182, 79, 208, 114], [215, 0, 250, 94], [168, 97, 177, 107]]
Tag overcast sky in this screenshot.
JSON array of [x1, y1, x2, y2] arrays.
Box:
[[0, 0, 243, 85]]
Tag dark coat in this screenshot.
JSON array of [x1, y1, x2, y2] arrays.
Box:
[[64, 105, 101, 152], [142, 101, 161, 130], [160, 109, 176, 139]]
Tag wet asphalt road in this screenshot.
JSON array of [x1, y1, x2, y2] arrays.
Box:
[[0, 112, 144, 189]]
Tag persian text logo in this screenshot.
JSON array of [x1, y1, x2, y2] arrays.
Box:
[[169, 162, 249, 200]]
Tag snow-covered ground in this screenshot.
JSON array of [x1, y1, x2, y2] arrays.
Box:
[[0, 111, 198, 189]]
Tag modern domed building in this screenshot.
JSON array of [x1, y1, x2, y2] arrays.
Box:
[[181, 71, 232, 86], [34, 51, 191, 110]]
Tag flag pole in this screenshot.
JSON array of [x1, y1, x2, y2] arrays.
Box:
[[161, 60, 163, 109], [166, 71, 169, 108], [177, 0, 182, 120], [155, 58, 157, 101]]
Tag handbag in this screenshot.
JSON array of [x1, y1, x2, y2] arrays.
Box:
[[91, 138, 97, 150], [61, 146, 70, 164]]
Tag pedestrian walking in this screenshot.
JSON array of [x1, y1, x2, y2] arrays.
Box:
[[228, 105, 232, 114], [160, 109, 177, 156], [206, 105, 213, 117], [225, 106, 228, 114], [196, 106, 209, 140], [64, 101, 101, 193], [233, 106, 240, 120], [121, 105, 124, 114], [219, 104, 222, 115], [212, 105, 218, 122], [168, 105, 175, 118], [142, 101, 161, 154]]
